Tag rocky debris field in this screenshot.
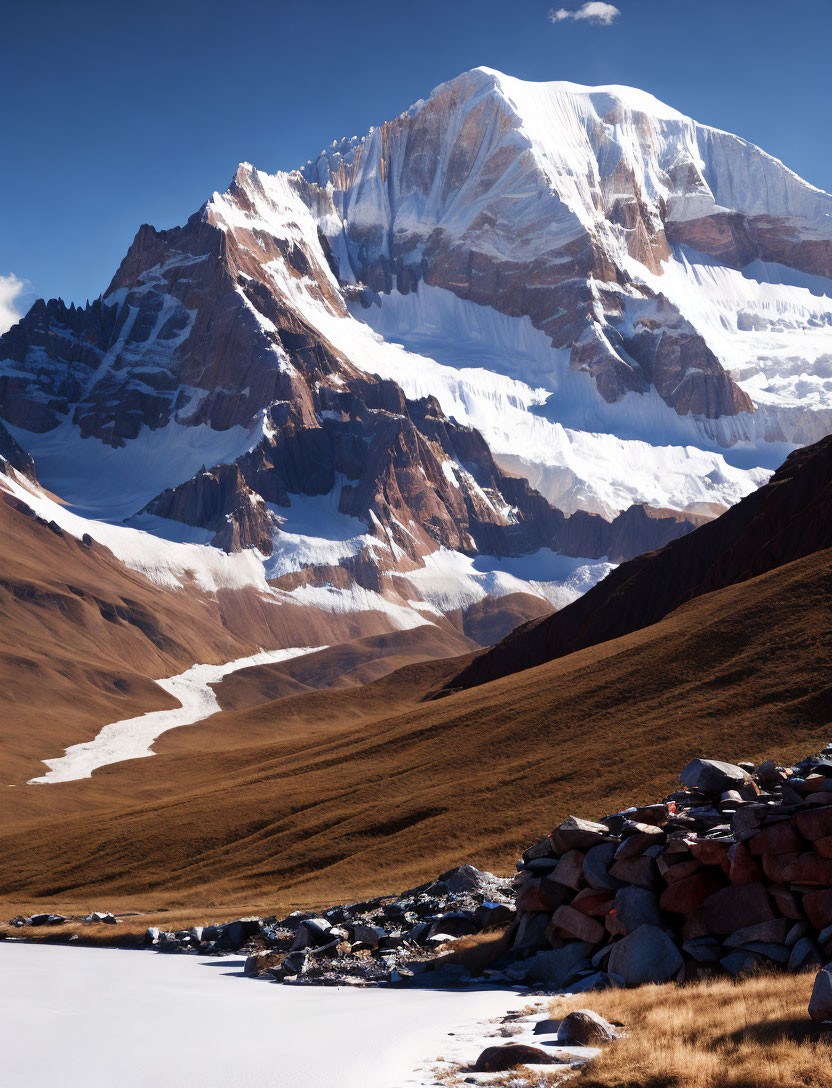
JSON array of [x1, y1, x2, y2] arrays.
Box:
[[144, 865, 516, 986], [507, 746, 832, 993]]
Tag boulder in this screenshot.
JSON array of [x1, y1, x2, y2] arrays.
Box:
[[788, 938, 822, 971], [533, 1018, 561, 1035], [473, 1044, 560, 1071], [725, 919, 790, 947], [809, 965, 832, 1022], [557, 1009, 618, 1045], [607, 924, 683, 986], [552, 849, 587, 890], [802, 890, 832, 930], [702, 883, 775, 935], [608, 855, 658, 889], [548, 905, 605, 944], [438, 865, 486, 894], [748, 821, 803, 856], [794, 808, 832, 842], [782, 853, 832, 885], [660, 871, 722, 916], [571, 888, 615, 916], [614, 886, 661, 934], [549, 816, 609, 854], [351, 923, 387, 948], [727, 842, 762, 885], [583, 842, 621, 891], [291, 918, 332, 949], [768, 885, 803, 921], [516, 876, 572, 913], [680, 759, 748, 796], [516, 941, 594, 989], [683, 937, 723, 963]]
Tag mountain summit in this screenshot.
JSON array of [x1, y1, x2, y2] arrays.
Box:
[[1, 67, 830, 640]]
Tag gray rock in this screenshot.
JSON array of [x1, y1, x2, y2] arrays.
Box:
[[614, 886, 661, 934], [291, 917, 332, 950], [607, 925, 683, 986], [682, 937, 722, 963], [680, 759, 748, 796], [351, 923, 387, 947], [565, 971, 612, 993], [509, 941, 593, 989], [789, 938, 822, 971], [721, 950, 764, 976], [533, 1018, 561, 1035], [144, 927, 160, 945], [557, 1009, 618, 1044], [809, 965, 832, 1022], [583, 843, 621, 891]]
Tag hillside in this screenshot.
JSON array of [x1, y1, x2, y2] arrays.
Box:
[[1, 540, 828, 917], [447, 432, 832, 692]]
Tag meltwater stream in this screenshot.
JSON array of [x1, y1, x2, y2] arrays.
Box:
[[28, 645, 325, 785]]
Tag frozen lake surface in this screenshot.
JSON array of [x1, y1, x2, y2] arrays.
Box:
[[0, 943, 526, 1088]]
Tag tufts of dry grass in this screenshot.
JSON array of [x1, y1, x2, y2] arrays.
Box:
[[549, 971, 832, 1088]]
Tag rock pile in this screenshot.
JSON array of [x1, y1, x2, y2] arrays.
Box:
[[505, 749, 832, 990], [146, 865, 515, 985]]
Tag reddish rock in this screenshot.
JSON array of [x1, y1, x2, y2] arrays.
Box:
[[803, 890, 832, 930], [660, 871, 723, 916], [727, 842, 762, 885], [814, 836, 832, 859], [549, 817, 609, 854], [769, 885, 804, 921], [615, 831, 663, 860], [548, 905, 606, 945], [571, 888, 615, 917], [761, 851, 800, 883], [795, 808, 832, 842], [783, 853, 832, 885], [552, 850, 587, 891], [516, 877, 572, 913], [681, 909, 711, 941], [703, 883, 776, 935], [473, 1044, 559, 1071], [605, 910, 628, 937], [662, 859, 704, 885], [690, 840, 732, 868], [748, 821, 803, 856], [609, 855, 658, 889]]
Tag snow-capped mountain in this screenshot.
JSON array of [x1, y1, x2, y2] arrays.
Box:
[[1, 67, 830, 640]]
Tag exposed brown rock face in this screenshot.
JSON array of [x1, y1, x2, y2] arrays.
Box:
[[447, 431, 832, 691]]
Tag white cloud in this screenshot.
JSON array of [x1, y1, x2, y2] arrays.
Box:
[[0, 274, 31, 335], [549, 2, 620, 25]]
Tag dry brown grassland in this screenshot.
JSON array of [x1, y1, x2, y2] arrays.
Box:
[[550, 971, 832, 1088]]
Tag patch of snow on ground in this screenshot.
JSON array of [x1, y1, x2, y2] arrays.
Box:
[[0, 944, 530, 1088], [28, 645, 326, 784]]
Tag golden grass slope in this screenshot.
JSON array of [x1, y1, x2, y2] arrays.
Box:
[[1, 545, 829, 921]]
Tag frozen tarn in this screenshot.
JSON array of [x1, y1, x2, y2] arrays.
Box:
[[0, 944, 529, 1088], [28, 645, 325, 785]]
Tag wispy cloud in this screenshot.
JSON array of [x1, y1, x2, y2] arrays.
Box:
[[548, 2, 621, 26], [0, 274, 31, 335]]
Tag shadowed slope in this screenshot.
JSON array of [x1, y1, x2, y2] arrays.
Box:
[[446, 433, 832, 692]]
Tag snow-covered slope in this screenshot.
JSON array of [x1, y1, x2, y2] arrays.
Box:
[[1, 67, 830, 639]]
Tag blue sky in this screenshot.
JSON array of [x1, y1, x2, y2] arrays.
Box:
[[1, 0, 830, 323]]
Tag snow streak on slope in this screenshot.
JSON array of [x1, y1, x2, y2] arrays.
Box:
[[28, 645, 326, 784]]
